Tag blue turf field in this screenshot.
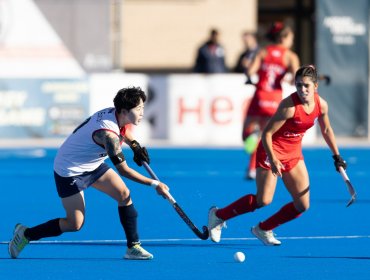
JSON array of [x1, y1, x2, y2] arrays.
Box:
[[1, 147, 370, 280]]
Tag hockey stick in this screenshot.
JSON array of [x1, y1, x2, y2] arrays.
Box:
[[142, 161, 209, 240], [339, 166, 357, 207]]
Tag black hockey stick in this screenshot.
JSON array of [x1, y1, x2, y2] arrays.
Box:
[[339, 167, 357, 207], [142, 161, 209, 240]]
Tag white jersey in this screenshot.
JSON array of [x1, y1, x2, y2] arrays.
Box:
[[54, 107, 127, 177]]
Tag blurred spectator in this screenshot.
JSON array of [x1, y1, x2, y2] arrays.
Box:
[[234, 31, 259, 73], [193, 29, 227, 73]]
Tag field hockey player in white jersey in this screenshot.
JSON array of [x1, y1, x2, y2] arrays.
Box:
[[8, 86, 169, 260]]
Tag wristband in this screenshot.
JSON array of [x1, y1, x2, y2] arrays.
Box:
[[150, 180, 160, 188]]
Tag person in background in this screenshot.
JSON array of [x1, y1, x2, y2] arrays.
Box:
[[8, 86, 169, 260], [193, 28, 228, 73], [242, 22, 300, 180], [208, 65, 347, 246], [234, 31, 259, 73]]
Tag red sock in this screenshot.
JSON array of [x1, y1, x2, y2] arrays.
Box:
[[216, 194, 258, 221], [248, 150, 257, 171], [259, 202, 302, 231]]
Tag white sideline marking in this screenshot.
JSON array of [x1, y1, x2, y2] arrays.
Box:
[[1, 235, 370, 244]]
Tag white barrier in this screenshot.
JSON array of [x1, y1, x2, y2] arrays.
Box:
[[89, 73, 317, 147]]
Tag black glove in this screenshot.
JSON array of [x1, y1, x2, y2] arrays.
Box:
[[332, 155, 347, 172], [130, 140, 150, 166]]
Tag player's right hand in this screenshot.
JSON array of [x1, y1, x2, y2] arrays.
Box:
[[271, 159, 284, 177]]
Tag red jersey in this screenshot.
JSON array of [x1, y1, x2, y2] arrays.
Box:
[[256, 45, 288, 92], [256, 92, 322, 171], [247, 45, 289, 117]]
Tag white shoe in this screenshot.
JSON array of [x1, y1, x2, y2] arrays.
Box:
[[208, 206, 226, 243], [8, 224, 29, 258], [124, 244, 153, 260], [251, 225, 281, 246]]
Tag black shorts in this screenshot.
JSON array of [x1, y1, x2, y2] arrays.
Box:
[[54, 163, 111, 198]]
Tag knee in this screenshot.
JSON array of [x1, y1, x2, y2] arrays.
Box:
[[117, 189, 131, 205], [71, 220, 84, 232], [65, 219, 84, 232], [296, 202, 310, 213]]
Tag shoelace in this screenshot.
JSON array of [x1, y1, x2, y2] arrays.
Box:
[[14, 234, 28, 251], [130, 246, 149, 256]]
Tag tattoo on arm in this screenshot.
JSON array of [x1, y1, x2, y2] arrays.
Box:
[[94, 130, 122, 157]]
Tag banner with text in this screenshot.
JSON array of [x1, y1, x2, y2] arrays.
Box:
[[0, 79, 89, 138], [316, 0, 369, 137]]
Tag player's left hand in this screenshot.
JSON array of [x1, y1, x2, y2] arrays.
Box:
[[155, 182, 170, 199], [333, 154, 347, 172], [130, 140, 150, 166]]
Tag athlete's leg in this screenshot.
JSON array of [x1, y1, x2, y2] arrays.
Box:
[[25, 191, 85, 240], [211, 167, 274, 222], [59, 191, 86, 232], [9, 191, 85, 258], [208, 167, 277, 243], [92, 168, 131, 206], [255, 167, 278, 207], [92, 169, 138, 245], [212, 166, 277, 221], [92, 169, 152, 259], [250, 167, 283, 246], [258, 160, 309, 231], [282, 160, 310, 212]]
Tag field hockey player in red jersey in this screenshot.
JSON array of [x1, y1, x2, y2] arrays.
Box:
[[208, 65, 347, 245], [8, 86, 169, 260], [243, 22, 300, 180]]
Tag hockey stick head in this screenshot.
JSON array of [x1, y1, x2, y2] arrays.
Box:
[[200, 226, 210, 240], [346, 194, 356, 207], [339, 167, 357, 207], [142, 161, 209, 240], [345, 181, 357, 207]]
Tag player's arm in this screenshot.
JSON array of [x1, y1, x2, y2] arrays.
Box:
[[245, 48, 265, 84], [93, 130, 169, 196], [247, 48, 266, 76], [317, 97, 347, 171], [261, 97, 295, 176]]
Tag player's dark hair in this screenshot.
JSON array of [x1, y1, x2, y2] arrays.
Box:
[[266, 22, 292, 43], [113, 86, 146, 112], [295, 64, 318, 84]]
